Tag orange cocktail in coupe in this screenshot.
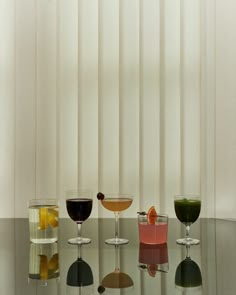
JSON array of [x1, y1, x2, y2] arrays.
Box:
[[97, 192, 133, 245]]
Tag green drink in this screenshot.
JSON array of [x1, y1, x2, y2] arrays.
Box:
[[174, 198, 201, 225], [174, 195, 201, 245]]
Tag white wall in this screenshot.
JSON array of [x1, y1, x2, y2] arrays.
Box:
[[0, 0, 234, 219]]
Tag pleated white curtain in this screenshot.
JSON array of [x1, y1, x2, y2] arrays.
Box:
[[0, 0, 215, 218]]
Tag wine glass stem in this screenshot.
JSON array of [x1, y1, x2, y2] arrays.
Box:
[[186, 225, 190, 240], [77, 245, 82, 259], [77, 222, 82, 240], [186, 244, 190, 258], [114, 212, 119, 240]]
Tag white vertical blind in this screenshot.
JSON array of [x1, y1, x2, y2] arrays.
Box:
[[200, 0, 216, 219], [57, 0, 79, 218], [77, 0, 99, 216], [139, 0, 160, 211], [0, 0, 15, 217], [180, 0, 201, 195], [161, 0, 181, 216], [119, 0, 140, 216], [0, 0, 219, 218], [36, 0, 57, 199], [98, 0, 120, 217], [15, 0, 36, 217], [215, 0, 236, 219]]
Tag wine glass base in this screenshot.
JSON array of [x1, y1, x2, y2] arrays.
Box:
[[105, 238, 129, 245], [176, 238, 200, 245], [68, 237, 91, 245]]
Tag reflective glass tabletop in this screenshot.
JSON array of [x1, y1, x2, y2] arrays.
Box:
[[0, 218, 235, 295]]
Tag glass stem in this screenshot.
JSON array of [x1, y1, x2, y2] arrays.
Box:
[[115, 245, 120, 271], [77, 245, 82, 259], [77, 222, 82, 240], [114, 212, 119, 240], [186, 244, 190, 258], [186, 225, 190, 240]]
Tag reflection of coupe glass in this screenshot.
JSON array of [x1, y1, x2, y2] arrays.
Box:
[[66, 190, 93, 245], [67, 245, 93, 295], [175, 245, 202, 291], [174, 195, 201, 245], [97, 193, 133, 245], [138, 242, 169, 276], [98, 245, 133, 293]]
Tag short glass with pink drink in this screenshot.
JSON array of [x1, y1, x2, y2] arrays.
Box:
[[138, 212, 168, 244]]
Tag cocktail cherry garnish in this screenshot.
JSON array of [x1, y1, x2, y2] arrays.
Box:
[[97, 286, 105, 294], [97, 192, 105, 200]]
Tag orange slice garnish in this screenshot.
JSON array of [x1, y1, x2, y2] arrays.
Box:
[[48, 253, 59, 271], [48, 214, 58, 228], [39, 208, 48, 230], [39, 255, 48, 280], [49, 208, 58, 217], [48, 208, 59, 228], [147, 264, 157, 277], [147, 206, 158, 224]]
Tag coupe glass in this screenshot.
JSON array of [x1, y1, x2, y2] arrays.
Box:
[[66, 190, 93, 245], [97, 192, 133, 245], [174, 195, 201, 245]]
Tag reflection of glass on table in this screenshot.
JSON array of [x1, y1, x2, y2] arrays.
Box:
[[67, 245, 93, 295], [28, 243, 59, 285], [138, 243, 169, 276], [175, 245, 202, 291], [98, 245, 133, 293]]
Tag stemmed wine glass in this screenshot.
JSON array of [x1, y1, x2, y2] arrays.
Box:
[[97, 192, 133, 245], [174, 195, 201, 245], [66, 190, 93, 245]]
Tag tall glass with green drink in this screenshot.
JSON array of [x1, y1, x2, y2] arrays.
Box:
[[174, 195, 201, 245]]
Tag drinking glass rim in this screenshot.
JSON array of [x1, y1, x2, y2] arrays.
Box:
[[174, 195, 200, 200], [28, 198, 59, 206], [66, 189, 93, 199], [137, 212, 168, 218], [100, 193, 133, 199]]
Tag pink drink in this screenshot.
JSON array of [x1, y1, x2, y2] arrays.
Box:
[[138, 213, 168, 245], [139, 222, 168, 244]]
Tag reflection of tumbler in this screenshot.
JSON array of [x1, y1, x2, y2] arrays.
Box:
[[138, 243, 169, 275], [29, 243, 59, 282]]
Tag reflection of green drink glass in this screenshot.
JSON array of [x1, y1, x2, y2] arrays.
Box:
[[174, 196, 201, 245], [175, 258, 202, 290]]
